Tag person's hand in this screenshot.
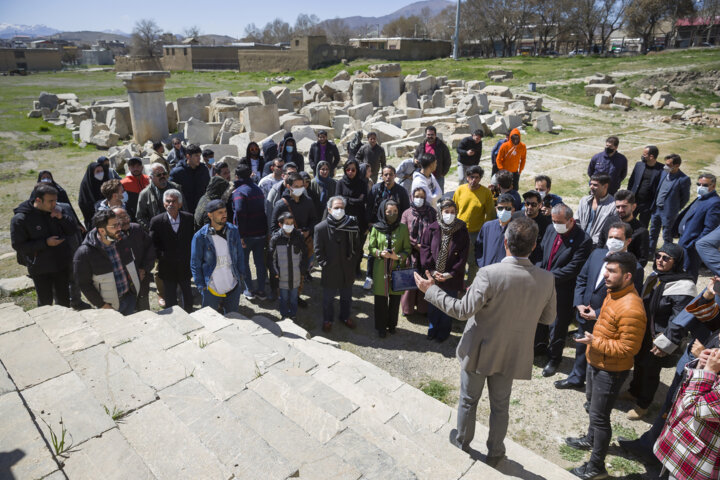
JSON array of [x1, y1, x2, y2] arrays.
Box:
[[579, 306, 597, 321], [692, 339, 706, 358], [467, 149, 475, 156], [50, 207, 63, 219], [101, 303, 113, 309], [703, 349, 720, 373], [302, 230, 310, 238], [138, 269, 146, 281], [540, 205, 551, 216], [575, 331, 594, 345], [241, 239, 246, 249], [414, 270, 435, 293], [702, 276, 720, 300], [46, 236, 64, 247], [79, 224, 87, 234], [275, 275, 279, 279], [650, 345, 668, 357]]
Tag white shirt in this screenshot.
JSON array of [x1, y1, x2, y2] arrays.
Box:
[[595, 262, 607, 289], [167, 212, 180, 233], [208, 234, 237, 295], [411, 171, 442, 209]]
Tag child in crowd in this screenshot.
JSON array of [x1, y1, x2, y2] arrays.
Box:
[[268, 212, 308, 320]]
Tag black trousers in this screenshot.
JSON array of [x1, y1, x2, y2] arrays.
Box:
[[534, 293, 574, 361], [32, 269, 70, 307], [374, 294, 400, 332], [586, 366, 629, 470], [511, 172, 520, 192], [136, 272, 152, 311], [162, 275, 194, 313], [637, 207, 652, 230]]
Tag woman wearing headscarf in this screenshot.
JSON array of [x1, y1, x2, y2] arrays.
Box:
[[97, 155, 121, 179], [36, 170, 81, 226], [345, 131, 363, 163], [336, 159, 369, 275], [625, 243, 696, 420], [400, 187, 437, 316], [78, 161, 108, 230], [309, 160, 336, 220], [359, 162, 374, 192], [420, 198, 469, 342], [368, 199, 411, 338]]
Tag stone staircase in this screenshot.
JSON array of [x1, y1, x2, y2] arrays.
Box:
[[0, 303, 576, 480]]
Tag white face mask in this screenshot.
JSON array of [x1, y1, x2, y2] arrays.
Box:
[[606, 238, 625, 253], [538, 190, 547, 198], [292, 186, 305, 197], [94, 172, 104, 181], [697, 186, 709, 197], [330, 208, 345, 220], [413, 197, 425, 208], [497, 209, 512, 223], [282, 223, 294, 234], [663, 165, 671, 172], [41, 177, 52, 183], [442, 213, 456, 224], [553, 222, 568, 234]]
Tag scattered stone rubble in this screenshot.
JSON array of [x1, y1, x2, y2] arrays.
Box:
[[28, 63, 558, 163], [584, 73, 686, 111]]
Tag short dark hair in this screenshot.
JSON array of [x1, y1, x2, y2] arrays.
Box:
[[608, 221, 632, 240], [382, 165, 396, 174], [202, 148, 214, 158], [522, 190, 542, 203], [33, 183, 58, 201], [127, 157, 143, 167], [317, 130, 327, 137], [466, 165, 484, 178], [152, 141, 164, 151], [605, 251, 637, 275], [278, 211, 294, 224], [497, 193, 515, 206], [646, 145, 659, 158], [699, 173, 716, 185], [614, 189, 636, 204], [505, 216, 538, 257], [606, 136, 619, 147], [283, 162, 297, 172], [472, 129, 484, 137], [666, 153, 682, 166], [496, 170, 513, 189], [101, 179, 122, 200], [590, 173, 611, 186], [535, 174, 551, 189], [235, 164, 251, 179], [285, 172, 302, 186], [419, 153, 436, 169], [186, 144, 202, 156], [93, 209, 116, 230], [425, 126, 437, 134], [213, 161, 229, 175], [367, 131, 377, 139]]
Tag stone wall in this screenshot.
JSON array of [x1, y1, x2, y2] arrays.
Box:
[[114, 56, 163, 72], [0, 48, 62, 72], [238, 50, 309, 73]]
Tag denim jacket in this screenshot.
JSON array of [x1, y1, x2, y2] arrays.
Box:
[[191, 223, 245, 290]]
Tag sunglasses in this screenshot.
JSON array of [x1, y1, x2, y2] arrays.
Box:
[[655, 253, 672, 262], [154, 172, 168, 177], [697, 183, 711, 187], [524, 201, 538, 207], [497, 206, 512, 211]]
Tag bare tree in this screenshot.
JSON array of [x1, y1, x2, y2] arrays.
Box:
[[697, 0, 720, 44], [382, 15, 423, 37], [324, 18, 353, 45], [597, 0, 628, 53], [182, 25, 201, 40], [131, 19, 162, 57], [427, 5, 456, 40], [243, 23, 262, 42], [294, 14, 324, 36], [261, 18, 293, 44], [531, 0, 574, 54]]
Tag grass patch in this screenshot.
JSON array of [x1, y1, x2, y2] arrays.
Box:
[[103, 405, 128, 421], [420, 379, 452, 404], [613, 423, 638, 440], [609, 455, 644, 475], [559, 444, 586, 463]]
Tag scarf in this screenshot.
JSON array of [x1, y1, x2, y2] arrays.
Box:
[[315, 161, 333, 205], [409, 198, 436, 242], [435, 215, 463, 273], [339, 159, 365, 194], [371, 182, 395, 221], [327, 213, 360, 259]]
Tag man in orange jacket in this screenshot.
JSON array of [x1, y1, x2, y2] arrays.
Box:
[[565, 251, 646, 479], [495, 128, 526, 191]]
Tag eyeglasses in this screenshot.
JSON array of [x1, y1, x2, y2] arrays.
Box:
[[153, 172, 168, 177], [346, 169, 356, 173], [655, 253, 672, 262], [497, 206, 512, 211], [524, 201, 538, 207]]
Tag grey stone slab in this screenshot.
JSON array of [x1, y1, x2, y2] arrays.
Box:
[[41, 470, 67, 480], [328, 362, 366, 384], [460, 461, 509, 479], [23, 372, 116, 448], [69, 343, 157, 414], [32, 308, 88, 340], [282, 336, 341, 369], [0, 361, 15, 396], [185, 327, 220, 347], [83, 309, 139, 346], [0, 325, 71, 390], [214, 325, 285, 370], [53, 325, 104, 356], [0, 392, 58, 480], [119, 400, 227, 480], [258, 335, 318, 372], [161, 378, 298, 479], [0, 303, 33, 334], [226, 389, 361, 480], [114, 336, 188, 390], [222, 311, 270, 336], [326, 427, 417, 480], [191, 306, 233, 332], [273, 367, 358, 420], [156, 306, 203, 334], [114, 311, 186, 350], [62, 428, 156, 480], [247, 369, 345, 443], [388, 383, 453, 432], [0, 275, 34, 295]]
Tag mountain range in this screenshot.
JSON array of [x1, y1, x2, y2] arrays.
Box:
[[329, 0, 454, 30]]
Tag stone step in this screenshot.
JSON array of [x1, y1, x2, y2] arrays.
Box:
[[29, 305, 104, 355], [190, 306, 234, 332], [156, 306, 203, 335], [114, 335, 188, 391], [0, 324, 72, 390], [160, 377, 298, 479], [0, 302, 33, 334], [119, 400, 228, 480], [227, 389, 362, 480]]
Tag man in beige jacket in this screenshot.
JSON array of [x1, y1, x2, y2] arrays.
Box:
[[415, 217, 556, 468]]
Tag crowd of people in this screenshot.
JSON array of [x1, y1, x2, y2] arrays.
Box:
[[10, 123, 720, 479]]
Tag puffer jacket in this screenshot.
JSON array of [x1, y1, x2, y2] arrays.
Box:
[[586, 282, 647, 372]]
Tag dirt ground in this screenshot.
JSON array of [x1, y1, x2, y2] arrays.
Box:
[[1, 69, 720, 478]]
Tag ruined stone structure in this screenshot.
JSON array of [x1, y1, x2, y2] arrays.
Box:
[[161, 43, 284, 71], [0, 48, 62, 72], [117, 71, 171, 144]]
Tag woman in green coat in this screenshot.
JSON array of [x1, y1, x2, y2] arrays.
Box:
[[368, 199, 411, 337]]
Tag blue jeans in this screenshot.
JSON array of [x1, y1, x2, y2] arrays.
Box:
[[201, 283, 241, 314], [278, 288, 298, 318], [322, 286, 352, 324], [696, 225, 720, 276], [118, 292, 137, 316], [427, 289, 457, 340], [242, 236, 267, 295]]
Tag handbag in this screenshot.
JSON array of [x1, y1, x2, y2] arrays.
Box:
[[391, 267, 418, 291]]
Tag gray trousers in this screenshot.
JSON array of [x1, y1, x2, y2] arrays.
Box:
[[456, 369, 514, 457], [458, 163, 470, 185]]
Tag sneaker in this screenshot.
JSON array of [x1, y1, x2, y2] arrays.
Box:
[[243, 290, 255, 300], [254, 291, 268, 300], [569, 462, 609, 479], [363, 277, 373, 290], [565, 436, 593, 451], [158, 297, 166, 308], [627, 406, 648, 420]]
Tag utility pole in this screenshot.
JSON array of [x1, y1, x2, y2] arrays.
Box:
[[452, 0, 461, 60]]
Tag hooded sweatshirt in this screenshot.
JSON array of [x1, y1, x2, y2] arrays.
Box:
[[495, 128, 527, 174], [194, 176, 231, 228]]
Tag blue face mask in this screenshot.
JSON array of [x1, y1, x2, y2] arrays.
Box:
[[285, 146, 293, 153], [207, 158, 215, 165]]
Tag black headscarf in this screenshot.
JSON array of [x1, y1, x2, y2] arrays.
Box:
[[347, 131, 363, 159], [34, 170, 71, 205], [78, 161, 108, 227], [646, 242, 694, 315], [374, 199, 401, 236], [340, 159, 364, 193]]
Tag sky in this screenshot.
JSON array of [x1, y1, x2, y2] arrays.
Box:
[[0, 0, 421, 37]]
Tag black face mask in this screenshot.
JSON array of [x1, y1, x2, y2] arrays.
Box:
[[605, 147, 615, 155]]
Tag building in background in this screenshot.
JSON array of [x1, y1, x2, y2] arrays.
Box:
[[0, 48, 62, 72]]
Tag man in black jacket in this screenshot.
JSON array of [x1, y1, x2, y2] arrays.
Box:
[[169, 144, 210, 215], [456, 130, 483, 185], [535, 203, 594, 377], [149, 189, 195, 312], [355, 132, 386, 183], [365, 166, 410, 228], [270, 173, 318, 237], [308, 130, 340, 174], [11, 183, 75, 307], [113, 207, 155, 311], [414, 126, 451, 192], [626, 145, 664, 228]]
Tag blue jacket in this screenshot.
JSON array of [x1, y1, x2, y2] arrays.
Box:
[[652, 169, 691, 225], [675, 191, 720, 249], [588, 150, 628, 194], [232, 178, 267, 238], [190, 223, 245, 291], [475, 220, 507, 268]]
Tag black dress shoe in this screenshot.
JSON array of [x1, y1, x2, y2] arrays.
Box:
[[486, 454, 506, 468], [570, 462, 608, 479], [554, 379, 584, 390], [297, 298, 308, 308], [542, 360, 559, 377], [565, 436, 593, 450], [448, 429, 470, 452], [617, 436, 655, 461], [584, 401, 590, 413], [378, 330, 387, 338]]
